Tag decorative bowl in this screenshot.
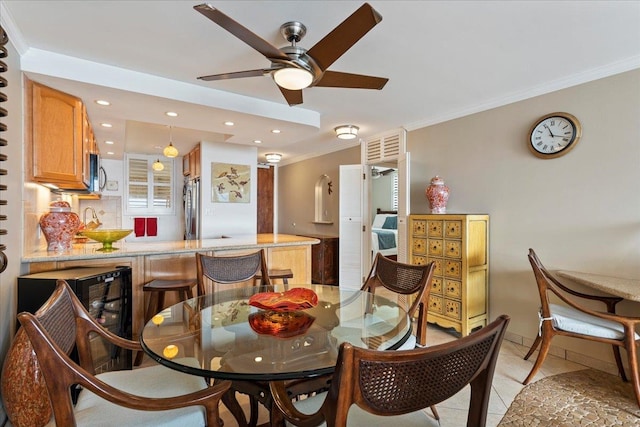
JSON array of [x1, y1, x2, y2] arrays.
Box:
[[79, 229, 133, 251], [248, 288, 318, 312]]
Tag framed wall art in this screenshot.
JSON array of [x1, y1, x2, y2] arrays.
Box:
[[212, 163, 251, 203]]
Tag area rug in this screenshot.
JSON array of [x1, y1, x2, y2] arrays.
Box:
[[498, 369, 640, 426]]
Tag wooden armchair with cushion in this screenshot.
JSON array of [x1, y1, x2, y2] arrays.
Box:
[[361, 253, 435, 349], [523, 248, 640, 407], [0, 280, 230, 427], [270, 315, 510, 427]]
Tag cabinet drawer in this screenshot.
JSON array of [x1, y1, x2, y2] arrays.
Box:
[[431, 277, 443, 295], [444, 221, 462, 238], [429, 295, 443, 315], [412, 238, 427, 255], [444, 260, 462, 279], [429, 258, 443, 276], [445, 240, 462, 259], [427, 239, 443, 256], [412, 220, 427, 236], [445, 279, 462, 298], [427, 221, 443, 237], [412, 255, 428, 266], [444, 299, 462, 320]]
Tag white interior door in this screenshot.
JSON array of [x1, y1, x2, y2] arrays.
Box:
[[339, 164, 364, 290], [397, 152, 410, 263]]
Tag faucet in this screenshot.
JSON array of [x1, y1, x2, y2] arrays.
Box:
[[83, 207, 102, 230]]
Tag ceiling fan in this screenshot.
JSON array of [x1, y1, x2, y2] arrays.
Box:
[[194, 3, 389, 106], [371, 166, 396, 179]]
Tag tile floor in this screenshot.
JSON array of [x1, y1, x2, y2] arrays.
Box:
[[218, 323, 589, 427]]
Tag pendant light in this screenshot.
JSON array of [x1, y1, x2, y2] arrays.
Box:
[[152, 159, 165, 171], [163, 125, 179, 158]]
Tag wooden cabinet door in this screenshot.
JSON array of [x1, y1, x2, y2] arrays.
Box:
[[28, 79, 84, 188]]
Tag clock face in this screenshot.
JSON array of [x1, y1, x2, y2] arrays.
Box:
[[529, 113, 581, 159]]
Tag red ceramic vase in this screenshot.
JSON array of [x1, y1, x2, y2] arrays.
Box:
[[425, 176, 450, 214], [39, 201, 81, 251]]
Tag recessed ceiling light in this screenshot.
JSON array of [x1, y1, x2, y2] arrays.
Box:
[[106, 151, 115, 155], [253, 140, 262, 144], [100, 123, 112, 128], [95, 99, 110, 106], [224, 121, 234, 126], [165, 111, 178, 117], [105, 140, 115, 145], [271, 129, 281, 134]]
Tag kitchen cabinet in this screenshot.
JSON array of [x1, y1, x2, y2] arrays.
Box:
[[26, 79, 96, 191], [409, 214, 489, 336], [182, 144, 200, 178]]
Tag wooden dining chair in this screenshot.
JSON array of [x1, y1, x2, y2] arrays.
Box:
[[270, 314, 510, 427], [523, 249, 640, 407], [361, 253, 435, 349], [0, 280, 231, 427], [195, 249, 270, 296]]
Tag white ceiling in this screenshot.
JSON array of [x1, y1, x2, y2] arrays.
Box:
[[2, 1, 639, 165]]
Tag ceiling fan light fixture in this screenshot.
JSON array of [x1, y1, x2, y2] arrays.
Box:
[[152, 159, 165, 171], [273, 68, 313, 90], [335, 125, 359, 140], [265, 153, 282, 163], [163, 126, 179, 158]]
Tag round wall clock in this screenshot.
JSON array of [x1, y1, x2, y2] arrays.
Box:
[[528, 112, 582, 159]]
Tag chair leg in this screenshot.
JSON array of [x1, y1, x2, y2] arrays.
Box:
[[626, 340, 640, 408], [430, 405, 439, 420], [523, 336, 552, 385], [612, 345, 628, 382], [523, 335, 541, 361]]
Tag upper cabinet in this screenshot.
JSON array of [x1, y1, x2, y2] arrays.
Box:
[[26, 78, 95, 190], [182, 144, 200, 178]]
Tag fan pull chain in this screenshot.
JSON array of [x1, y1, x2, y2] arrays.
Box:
[[0, 25, 8, 273]]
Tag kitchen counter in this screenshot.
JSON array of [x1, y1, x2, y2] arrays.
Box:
[[22, 233, 320, 336], [22, 233, 319, 262]]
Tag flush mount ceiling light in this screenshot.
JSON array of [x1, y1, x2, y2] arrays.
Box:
[[265, 153, 282, 163], [334, 125, 359, 140], [163, 125, 179, 158], [152, 159, 165, 171], [273, 68, 314, 91]]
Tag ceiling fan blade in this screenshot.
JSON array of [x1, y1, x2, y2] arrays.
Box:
[[194, 4, 289, 61], [197, 68, 276, 81], [315, 71, 388, 89], [306, 3, 382, 72], [278, 86, 303, 106]]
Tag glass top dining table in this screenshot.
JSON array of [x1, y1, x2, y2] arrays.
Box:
[[140, 284, 412, 382]]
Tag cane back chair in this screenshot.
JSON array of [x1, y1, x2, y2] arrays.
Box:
[[196, 249, 270, 296], [270, 314, 510, 427], [0, 280, 230, 427]]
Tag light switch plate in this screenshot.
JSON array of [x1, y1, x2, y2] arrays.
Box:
[[106, 180, 118, 191]]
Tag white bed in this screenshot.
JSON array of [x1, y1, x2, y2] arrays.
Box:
[[371, 213, 398, 258]]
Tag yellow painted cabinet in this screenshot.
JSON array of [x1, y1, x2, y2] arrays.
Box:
[[409, 214, 489, 336]]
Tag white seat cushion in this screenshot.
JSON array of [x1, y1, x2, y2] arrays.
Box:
[[288, 391, 438, 427], [549, 303, 640, 340], [46, 358, 210, 426]]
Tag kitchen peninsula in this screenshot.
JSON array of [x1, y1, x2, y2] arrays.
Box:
[[22, 234, 320, 336]]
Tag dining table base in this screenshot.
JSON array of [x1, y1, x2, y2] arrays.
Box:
[[218, 375, 333, 427]]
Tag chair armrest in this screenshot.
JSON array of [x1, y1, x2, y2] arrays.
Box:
[[547, 269, 623, 312], [270, 381, 327, 427]]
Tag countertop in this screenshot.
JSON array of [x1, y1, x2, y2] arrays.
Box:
[[22, 234, 320, 263], [557, 270, 640, 303]]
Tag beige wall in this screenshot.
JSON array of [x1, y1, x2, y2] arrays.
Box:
[[408, 69, 640, 368], [278, 146, 360, 237]]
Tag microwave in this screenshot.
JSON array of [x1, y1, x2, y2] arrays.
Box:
[[54, 153, 103, 195]]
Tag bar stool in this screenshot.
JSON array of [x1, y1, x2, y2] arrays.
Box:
[[256, 268, 293, 286], [134, 278, 196, 366]]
